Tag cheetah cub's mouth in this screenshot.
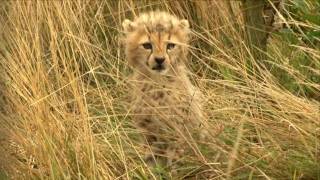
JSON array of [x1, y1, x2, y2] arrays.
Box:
[[122, 11, 190, 76], [152, 65, 165, 71]]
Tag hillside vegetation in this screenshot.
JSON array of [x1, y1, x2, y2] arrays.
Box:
[[0, 1, 319, 179]]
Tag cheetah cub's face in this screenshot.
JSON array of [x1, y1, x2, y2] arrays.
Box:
[[122, 11, 190, 75]]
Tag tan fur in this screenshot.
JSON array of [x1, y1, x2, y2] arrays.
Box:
[[122, 11, 205, 166]]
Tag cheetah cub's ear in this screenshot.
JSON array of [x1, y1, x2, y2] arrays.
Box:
[[179, 19, 189, 29], [179, 19, 190, 35], [122, 19, 136, 33]]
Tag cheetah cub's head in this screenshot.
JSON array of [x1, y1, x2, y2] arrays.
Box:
[[122, 11, 190, 75]]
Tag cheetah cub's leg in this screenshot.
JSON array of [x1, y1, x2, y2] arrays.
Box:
[[144, 135, 168, 167], [165, 141, 185, 167], [164, 121, 186, 168], [137, 117, 166, 166], [143, 134, 160, 166]]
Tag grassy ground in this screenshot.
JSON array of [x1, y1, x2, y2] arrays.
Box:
[[0, 1, 319, 179]]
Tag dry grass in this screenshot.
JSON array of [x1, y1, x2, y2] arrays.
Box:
[[0, 0, 319, 179]]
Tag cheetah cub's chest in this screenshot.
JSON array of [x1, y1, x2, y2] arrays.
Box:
[[131, 78, 202, 130]]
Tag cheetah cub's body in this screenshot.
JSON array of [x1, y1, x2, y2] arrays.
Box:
[[122, 11, 205, 165]]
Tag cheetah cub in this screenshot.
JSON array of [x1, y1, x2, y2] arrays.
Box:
[[122, 11, 206, 166]]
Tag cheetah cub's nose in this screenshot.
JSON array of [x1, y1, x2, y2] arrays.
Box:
[[155, 57, 165, 65]]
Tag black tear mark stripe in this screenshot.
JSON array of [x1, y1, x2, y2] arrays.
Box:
[[168, 52, 172, 64], [167, 35, 172, 64], [146, 35, 152, 66], [167, 32, 172, 53]]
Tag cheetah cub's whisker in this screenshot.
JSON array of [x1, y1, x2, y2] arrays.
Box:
[[122, 11, 208, 167]]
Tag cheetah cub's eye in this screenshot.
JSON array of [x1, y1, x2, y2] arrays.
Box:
[[142, 42, 152, 50], [167, 43, 176, 50]]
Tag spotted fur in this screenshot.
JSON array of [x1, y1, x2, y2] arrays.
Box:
[[122, 11, 206, 166]]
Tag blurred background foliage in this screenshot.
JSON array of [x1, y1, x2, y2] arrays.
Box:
[[271, 0, 320, 100]]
